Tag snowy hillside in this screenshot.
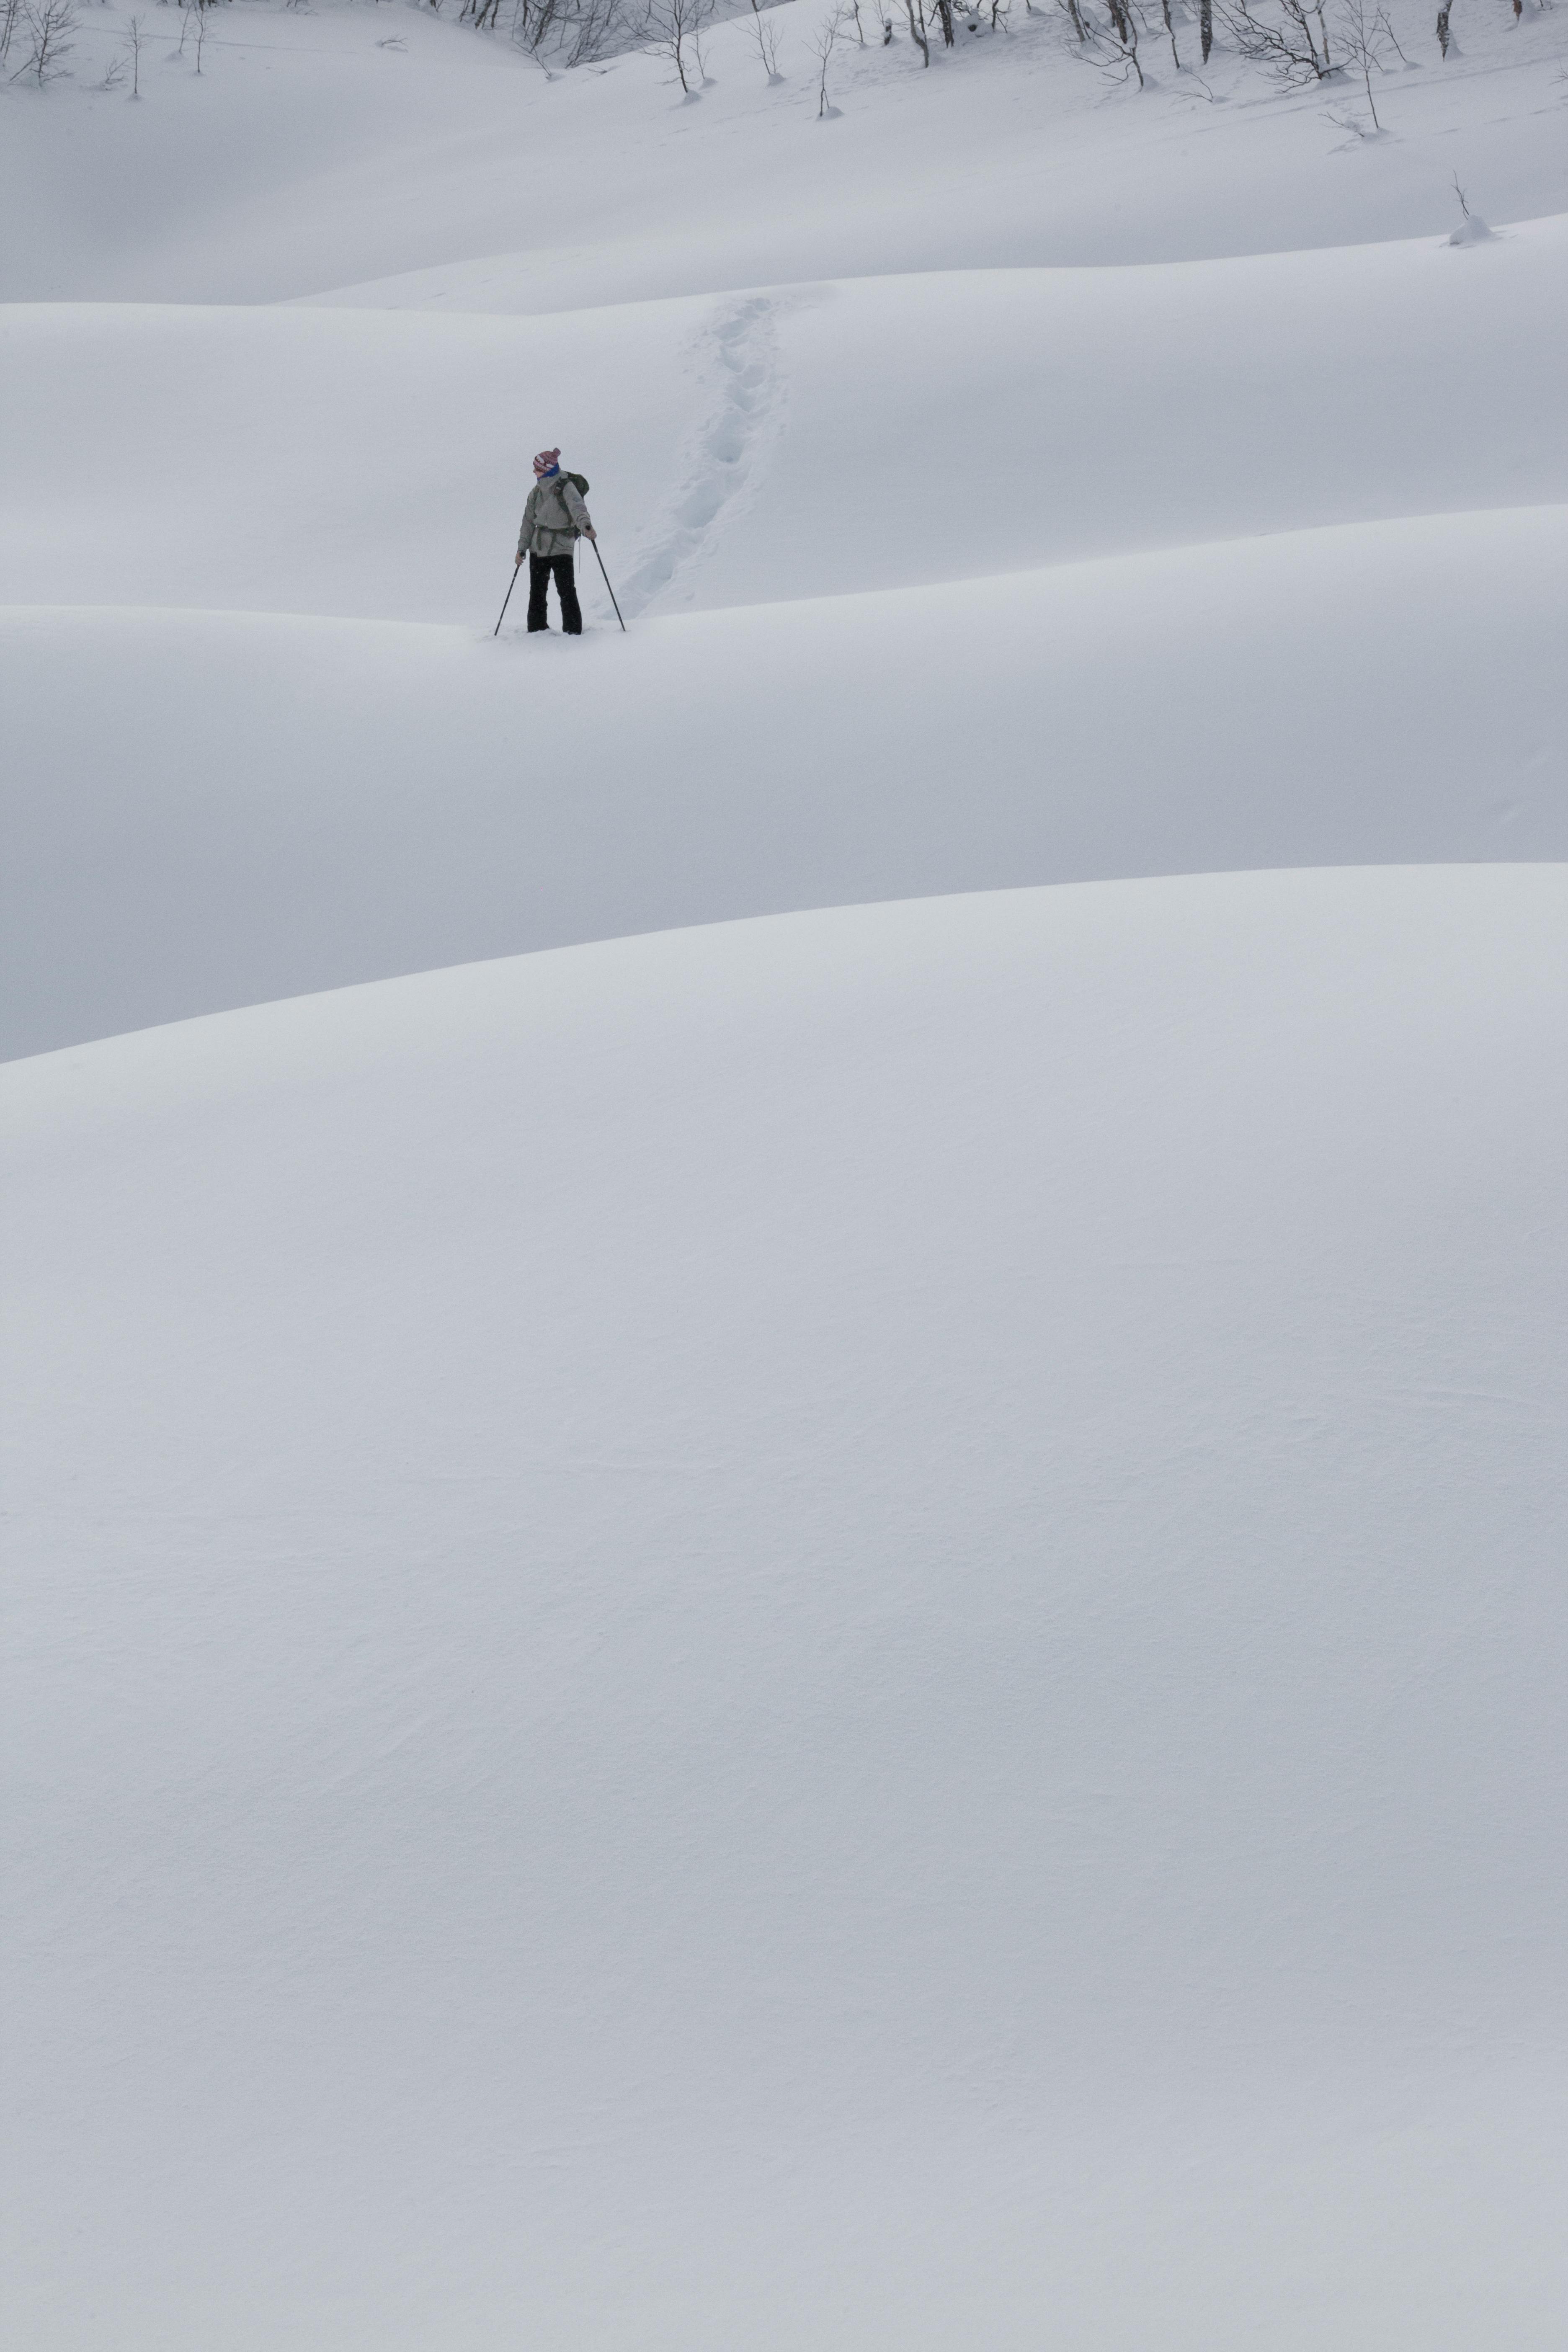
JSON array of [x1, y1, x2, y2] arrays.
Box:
[[4, 2, 1568, 2345], [3, 0, 1568, 1051], [9, 867, 1568, 2351], [7, 508, 1568, 1055]]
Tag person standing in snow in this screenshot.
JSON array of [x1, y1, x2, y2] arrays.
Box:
[[515, 448, 595, 635]]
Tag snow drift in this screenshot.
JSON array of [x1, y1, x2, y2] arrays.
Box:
[[6, 505, 1565, 1059], [5, 865, 1567, 2350], [7, 0, 1568, 2341], [6, 226, 1568, 627]]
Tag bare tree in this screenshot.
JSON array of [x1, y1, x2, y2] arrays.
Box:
[[748, 0, 784, 75], [1435, 0, 1453, 52], [1158, 0, 1181, 62], [1217, 0, 1333, 80], [518, 0, 571, 62], [639, 0, 712, 91], [809, 0, 846, 108], [563, 0, 624, 63], [124, 8, 145, 93], [456, 0, 634, 60], [1096, 0, 1145, 83], [1199, 0, 1211, 57], [11, 0, 77, 83], [903, 0, 930, 59], [1335, 0, 1402, 124], [191, 0, 207, 68], [0, 0, 25, 65], [689, 0, 718, 77], [504, 0, 634, 66]]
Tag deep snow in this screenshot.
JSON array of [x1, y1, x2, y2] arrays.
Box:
[[7, 224, 1568, 627], [4, 0, 1567, 303], [7, 868, 1568, 2351], [4, 214, 1568, 1054], [5, 505, 1565, 1056], [4, 0, 1568, 2343], [3, 0, 1566, 1060]]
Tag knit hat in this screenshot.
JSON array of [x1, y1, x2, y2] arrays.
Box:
[[533, 448, 562, 477]]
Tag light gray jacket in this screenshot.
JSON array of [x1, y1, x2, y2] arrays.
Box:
[[517, 472, 592, 560]]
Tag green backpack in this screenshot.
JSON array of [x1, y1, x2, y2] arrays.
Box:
[[546, 471, 590, 532]]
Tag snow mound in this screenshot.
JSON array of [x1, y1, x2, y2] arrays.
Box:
[[6, 504, 1567, 1059], [5, 865, 1567, 2350], [4, 0, 1565, 303], [6, 227, 1568, 624], [8, 0, 1568, 2340]]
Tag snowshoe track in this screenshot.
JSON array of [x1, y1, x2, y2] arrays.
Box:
[[617, 292, 784, 619]]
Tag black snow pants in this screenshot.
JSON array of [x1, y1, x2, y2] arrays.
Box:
[[527, 552, 582, 634]]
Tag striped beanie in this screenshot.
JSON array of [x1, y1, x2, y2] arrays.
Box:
[[533, 448, 562, 477]]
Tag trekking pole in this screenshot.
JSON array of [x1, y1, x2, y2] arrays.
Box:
[[493, 560, 521, 637], [588, 538, 627, 633]]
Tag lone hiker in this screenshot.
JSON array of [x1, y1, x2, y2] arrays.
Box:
[[516, 448, 594, 635]]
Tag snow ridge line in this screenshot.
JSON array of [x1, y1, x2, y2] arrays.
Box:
[[615, 292, 784, 619]]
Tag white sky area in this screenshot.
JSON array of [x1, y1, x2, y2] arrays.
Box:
[[3, 3, 1566, 2345]]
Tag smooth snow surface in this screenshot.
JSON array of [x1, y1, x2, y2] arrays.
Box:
[[4, 0, 1568, 1053], [7, 868, 1568, 2351], [8, 227, 1568, 624], [4, 0, 1568, 303], [6, 0, 1568, 2342], [6, 505, 1566, 1056], [6, 247, 1568, 1051]]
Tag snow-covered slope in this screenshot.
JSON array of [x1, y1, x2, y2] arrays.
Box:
[[3, 210, 1567, 1055], [7, 867, 1568, 2352], [7, 223, 1568, 624], [6, 505, 1565, 1056], [4, 0, 1566, 305], [5, 0, 1568, 1051], [6, 1, 1568, 2341]]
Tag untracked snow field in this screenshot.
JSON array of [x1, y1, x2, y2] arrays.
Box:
[[3, 1, 1568, 2345]]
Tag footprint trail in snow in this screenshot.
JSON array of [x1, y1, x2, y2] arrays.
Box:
[[616, 293, 784, 619]]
